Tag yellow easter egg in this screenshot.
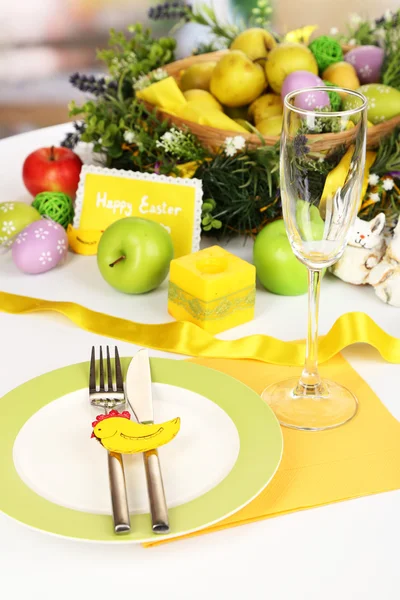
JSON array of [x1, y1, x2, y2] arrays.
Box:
[[322, 62, 360, 97]]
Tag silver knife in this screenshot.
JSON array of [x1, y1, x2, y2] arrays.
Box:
[[125, 349, 169, 534]]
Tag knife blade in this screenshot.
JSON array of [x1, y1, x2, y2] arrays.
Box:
[[125, 349, 170, 533]]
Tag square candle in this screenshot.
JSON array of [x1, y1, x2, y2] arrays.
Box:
[[168, 246, 256, 333]]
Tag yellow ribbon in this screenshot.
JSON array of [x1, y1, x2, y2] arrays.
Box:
[[1, 290, 400, 364]]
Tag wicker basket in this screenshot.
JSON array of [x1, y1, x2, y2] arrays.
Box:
[[143, 50, 400, 151]]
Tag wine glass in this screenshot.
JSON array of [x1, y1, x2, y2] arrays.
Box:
[[262, 87, 368, 431]]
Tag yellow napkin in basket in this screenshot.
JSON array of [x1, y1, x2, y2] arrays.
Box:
[[136, 77, 187, 113], [137, 76, 247, 132], [144, 353, 400, 546]]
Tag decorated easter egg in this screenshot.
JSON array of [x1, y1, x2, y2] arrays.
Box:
[[281, 71, 329, 110], [281, 71, 323, 100], [11, 218, 68, 274], [0, 202, 40, 247], [344, 46, 384, 84], [322, 62, 360, 94], [343, 84, 400, 124]]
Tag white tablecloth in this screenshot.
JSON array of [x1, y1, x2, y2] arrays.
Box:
[[1, 124, 399, 600]]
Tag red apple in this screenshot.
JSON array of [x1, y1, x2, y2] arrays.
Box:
[[22, 146, 83, 199]]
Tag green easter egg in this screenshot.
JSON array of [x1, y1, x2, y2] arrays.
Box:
[[0, 202, 41, 245], [343, 84, 400, 124]]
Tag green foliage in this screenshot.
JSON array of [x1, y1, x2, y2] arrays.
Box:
[[155, 127, 207, 162], [297, 107, 343, 134], [97, 23, 176, 90], [382, 46, 400, 90], [195, 144, 281, 235], [69, 97, 206, 173], [201, 198, 222, 231], [370, 127, 400, 175]]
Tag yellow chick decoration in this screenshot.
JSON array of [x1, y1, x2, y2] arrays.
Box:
[[284, 25, 318, 44], [91, 410, 180, 454]]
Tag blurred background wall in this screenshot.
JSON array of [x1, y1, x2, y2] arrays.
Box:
[[0, 0, 398, 138]]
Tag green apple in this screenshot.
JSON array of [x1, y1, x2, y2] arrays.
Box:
[[0, 201, 41, 246], [296, 201, 325, 241], [253, 219, 308, 295], [97, 217, 174, 294]]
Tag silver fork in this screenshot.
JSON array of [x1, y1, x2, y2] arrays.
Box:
[[89, 346, 131, 534]]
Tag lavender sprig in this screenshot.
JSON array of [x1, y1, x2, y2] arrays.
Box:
[[69, 73, 117, 97], [61, 122, 86, 149], [148, 2, 192, 21]]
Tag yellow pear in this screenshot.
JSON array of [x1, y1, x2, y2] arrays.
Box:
[[256, 115, 283, 136], [179, 61, 217, 92], [248, 93, 283, 124], [230, 27, 276, 62], [210, 50, 267, 107], [183, 89, 223, 111], [265, 43, 318, 93]]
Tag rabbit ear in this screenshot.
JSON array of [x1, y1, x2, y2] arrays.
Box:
[[370, 213, 385, 235]]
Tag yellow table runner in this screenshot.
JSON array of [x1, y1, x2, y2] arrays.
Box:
[[145, 353, 400, 546], [1, 291, 400, 365]]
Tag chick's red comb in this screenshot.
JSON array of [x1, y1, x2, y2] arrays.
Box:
[[91, 409, 131, 428]]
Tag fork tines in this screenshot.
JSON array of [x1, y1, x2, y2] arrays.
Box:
[[89, 346, 125, 409]]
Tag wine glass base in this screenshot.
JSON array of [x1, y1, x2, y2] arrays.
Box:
[[262, 377, 358, 431]]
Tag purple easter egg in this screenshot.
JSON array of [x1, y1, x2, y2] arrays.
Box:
[[294, 88, 330, 110], [281, 70, 324, 100], [345, 45, 384, 84], [281, 70, 330, 111], [11, 218, 68, 274]]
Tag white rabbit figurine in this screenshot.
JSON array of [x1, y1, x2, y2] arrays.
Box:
[[368, 219, 400, 306], [330, 213, 386, 285]]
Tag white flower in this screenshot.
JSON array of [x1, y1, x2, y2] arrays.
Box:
[[383, 178, 394, 191], [330, 27, 339, 35], [15, 231, 28, 244], [34, 227, 49, 240], [162, 131, 173, 143], [1, 220, 16, 235], [348, 38, 357, 46], [367, 97, 376, 109], [224, 135, 246, 156], [384, 9, 393, 22], [368, 173, 379, 186], [369, 192, 380, 203], [123, 130, 136, 144], [39, 251, 52, 264], [133, 68, 168, 91], [0, 202, 14, 213], [0, 236, 8, 245], [349, 13, 362, 26], [232, 135, 246, 150], [56, 239, 67, 254]]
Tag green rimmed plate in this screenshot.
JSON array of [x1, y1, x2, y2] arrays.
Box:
[[0, 358, 283, 543]]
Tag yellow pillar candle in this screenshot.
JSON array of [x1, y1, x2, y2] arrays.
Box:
[[168, 246, 256, 334]]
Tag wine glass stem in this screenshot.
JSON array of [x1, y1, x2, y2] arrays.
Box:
[[299, 268, 322, 391]]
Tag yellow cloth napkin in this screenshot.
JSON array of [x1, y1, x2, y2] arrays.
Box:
[[136, 76, 247, 132], [144, 353, 400, 546], [136, 76, 187, 112]]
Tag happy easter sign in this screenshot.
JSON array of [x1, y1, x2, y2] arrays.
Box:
[[72, 166, 203, 257]]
